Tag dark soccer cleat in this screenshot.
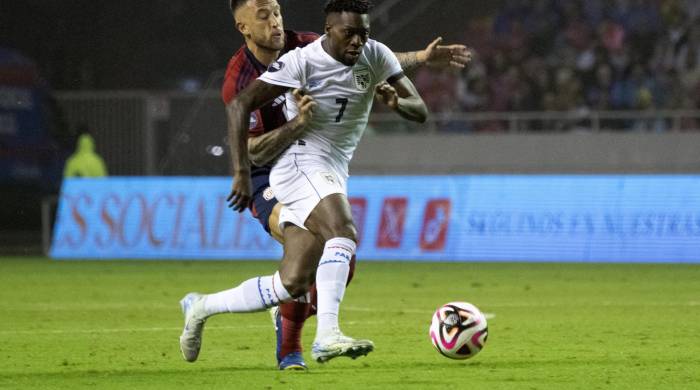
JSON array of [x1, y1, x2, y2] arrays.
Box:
[[278, 352, 308, 371], [271, 306, 308, 371]]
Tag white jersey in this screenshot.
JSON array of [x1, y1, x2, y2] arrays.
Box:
[[258, 35, 402, 165]]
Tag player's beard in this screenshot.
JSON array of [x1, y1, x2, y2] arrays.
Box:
[[259, 41, 284, 52], [256, 33, 285, 52]]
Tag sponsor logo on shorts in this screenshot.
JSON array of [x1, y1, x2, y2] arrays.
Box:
[[262, 187, 274, 201], [320, 172, 336, 185], [420, 199, 451, 251], [377, 197, 408, 248]]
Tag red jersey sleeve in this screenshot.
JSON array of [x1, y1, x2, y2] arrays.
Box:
[[220, 32, 320, 138], [221, 47, 265, 136]]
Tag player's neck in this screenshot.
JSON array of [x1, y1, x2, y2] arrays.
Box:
[[321, 39, 341, 64], [246, 42, 281, 66]]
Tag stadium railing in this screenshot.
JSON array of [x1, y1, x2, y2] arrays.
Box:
[[54, 91, 700, 176]]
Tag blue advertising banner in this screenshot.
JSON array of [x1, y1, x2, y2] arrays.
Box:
[[50, 176, 700, 263]]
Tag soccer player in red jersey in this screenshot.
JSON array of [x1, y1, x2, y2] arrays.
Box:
[[182, 0, 471, 370]]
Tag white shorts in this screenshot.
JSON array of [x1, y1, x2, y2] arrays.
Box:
[[269, 152, 348, 230]]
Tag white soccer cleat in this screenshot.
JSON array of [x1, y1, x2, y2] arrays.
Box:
[[311, 329, 374, 363], [179, 293, 207, 362]]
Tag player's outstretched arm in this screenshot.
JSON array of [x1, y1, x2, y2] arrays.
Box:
[[226, 79, 289, 212], [394, 37, 472, 72], [376, 76, 428, 123], [247, 89, 317, 166]]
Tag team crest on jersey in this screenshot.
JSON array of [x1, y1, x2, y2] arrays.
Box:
[[353, 67, 371, 91]]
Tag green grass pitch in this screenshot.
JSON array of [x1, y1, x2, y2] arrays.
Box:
[[0, 257, 699, 389]]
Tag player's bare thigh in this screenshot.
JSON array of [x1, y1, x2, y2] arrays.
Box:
[[269, 153, 355, 242], [304, 193, 357, 242], [270, 203, 325, 296]]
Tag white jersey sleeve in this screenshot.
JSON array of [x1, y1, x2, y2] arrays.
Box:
[[367, 40, 403, 83], [258, 48, 305, 89]]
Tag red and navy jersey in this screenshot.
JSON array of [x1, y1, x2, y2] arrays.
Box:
[[221, 30, 319, 224], [221, 30, 319, 141]]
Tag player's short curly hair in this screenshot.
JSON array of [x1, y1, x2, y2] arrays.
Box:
[[324, 0, 374, 15]]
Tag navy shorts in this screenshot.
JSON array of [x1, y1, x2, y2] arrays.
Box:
[[250, 170, 279, 235]]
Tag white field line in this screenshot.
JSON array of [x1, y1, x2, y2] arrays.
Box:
[[0, 321, 372, 336], [3, 301, 696, 311], [0, 306, 496, 336], [0, 325, 255, 335], [3, 301, 698, 336], [344, 306, 497, 319]]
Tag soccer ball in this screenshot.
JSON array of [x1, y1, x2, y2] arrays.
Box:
[[429, 301, 488, 360]]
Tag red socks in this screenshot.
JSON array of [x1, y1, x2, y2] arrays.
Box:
[[278, 301, 311, 358], [277, 256, 357, 358]]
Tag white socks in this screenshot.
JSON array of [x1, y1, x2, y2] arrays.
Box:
[[196, 236, 357, 338], [315, 237, 356, 338], [202, 271, 292, 316]]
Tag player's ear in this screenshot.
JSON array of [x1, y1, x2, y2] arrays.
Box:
[[236, 20, 248, 36], [324, 22, 332, 35]]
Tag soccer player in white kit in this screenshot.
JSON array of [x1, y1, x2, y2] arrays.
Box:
[[180, 0, 428, 364]]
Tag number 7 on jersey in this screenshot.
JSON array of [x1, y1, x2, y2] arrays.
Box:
[[335, 98, 348, 123]]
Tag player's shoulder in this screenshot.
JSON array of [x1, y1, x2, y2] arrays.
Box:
[[362, 39, 398, 67], [226, 45, 255, 73], [222, 46, 258, 104], [364, 38, 392, 55], [284, 30, 320, 50], [276, 36, 321, 65], [226, 46, 252, 70], [224, 45, 258, 81]]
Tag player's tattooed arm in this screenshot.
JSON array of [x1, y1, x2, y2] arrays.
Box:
[[394, 37, 472, 72], [394, 51, 421, 72], [247, 90, 317, 166], [376, 75, 428, 123], [226, 79, 289, 212], [247, 122, 304, 167]]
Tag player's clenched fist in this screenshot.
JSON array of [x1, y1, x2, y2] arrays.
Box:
[[375, 82, 399, 110], [227, 173, 252, 213], [293, 89, 317, 127]]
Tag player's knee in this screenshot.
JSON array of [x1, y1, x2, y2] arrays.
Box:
[[280, 270, 312, 298]]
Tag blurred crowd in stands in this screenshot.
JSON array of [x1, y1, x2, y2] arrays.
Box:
[[412, 0, 700, 131]]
